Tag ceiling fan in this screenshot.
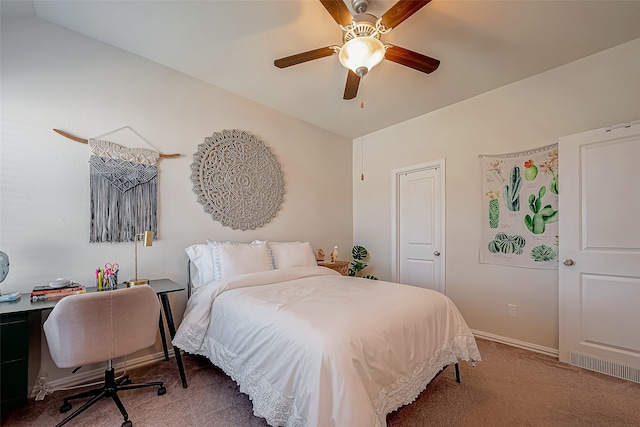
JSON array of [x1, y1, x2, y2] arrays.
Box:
[[274, 0, 440, 100]]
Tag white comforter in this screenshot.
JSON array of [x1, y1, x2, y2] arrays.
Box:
[[173, 266, 481, 427]]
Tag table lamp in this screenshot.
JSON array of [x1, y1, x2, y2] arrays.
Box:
[[127, 231, 153, 286]]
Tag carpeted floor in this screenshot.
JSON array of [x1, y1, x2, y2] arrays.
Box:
[[2, 338, 639, 426]]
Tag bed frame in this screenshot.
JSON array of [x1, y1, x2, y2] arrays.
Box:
[[186, 259, 194, 298]]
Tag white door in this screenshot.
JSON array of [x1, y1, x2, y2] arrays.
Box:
[[559, 123, 640, 380], [392, 161, 444, 293]]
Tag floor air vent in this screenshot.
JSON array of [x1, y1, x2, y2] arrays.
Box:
[[570, 352, 640, 383]]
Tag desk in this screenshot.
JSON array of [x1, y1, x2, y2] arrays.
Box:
[[149, 279, 188, 389], [0, 278, 187, 411]]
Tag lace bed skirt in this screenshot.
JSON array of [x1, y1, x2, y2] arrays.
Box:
[[193, 334, 480, 427]]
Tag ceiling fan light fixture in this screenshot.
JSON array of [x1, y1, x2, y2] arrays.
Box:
[[338, 36, 385, 77]]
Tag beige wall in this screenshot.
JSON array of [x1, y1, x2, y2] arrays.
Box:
[[353, 38, 640, 351], [0, 16, 352, 385]]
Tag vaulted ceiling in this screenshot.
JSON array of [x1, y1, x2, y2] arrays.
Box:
[[11, 1, 640, 139]]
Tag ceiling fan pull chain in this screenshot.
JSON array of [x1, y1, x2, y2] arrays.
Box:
[[361, 100, 365, 181]]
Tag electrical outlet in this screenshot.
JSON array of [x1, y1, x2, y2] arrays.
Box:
[[508, 304, 518, 317]]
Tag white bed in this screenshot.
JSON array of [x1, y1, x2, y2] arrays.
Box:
[[173, 241, 481, 427]]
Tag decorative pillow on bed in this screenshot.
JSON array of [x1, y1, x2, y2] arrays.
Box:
[[268, 241, 317, 268], [207, 240, 274, 280], [185, 244, 215, 289]]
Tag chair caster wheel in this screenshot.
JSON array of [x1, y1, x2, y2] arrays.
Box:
[[121, 420, 132, 427], [60, 402, 72, 413], [158, 386, 166, 396]]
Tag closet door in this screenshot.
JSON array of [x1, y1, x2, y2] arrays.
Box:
[[392, 160, 445, 293], [558, 123, 640, 381]]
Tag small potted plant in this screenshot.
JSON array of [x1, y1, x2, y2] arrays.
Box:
[[348, 245, 378, 280]]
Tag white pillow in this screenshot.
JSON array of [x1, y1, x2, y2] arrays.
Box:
[[269, 241, 317, 269], [185, 244, 215, 289], [208, 240, 273, 280]]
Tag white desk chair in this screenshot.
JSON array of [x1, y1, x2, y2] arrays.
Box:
[[44, 285, 166, 427]]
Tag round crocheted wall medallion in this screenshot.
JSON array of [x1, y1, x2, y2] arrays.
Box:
[[191, 129, 285, 230]]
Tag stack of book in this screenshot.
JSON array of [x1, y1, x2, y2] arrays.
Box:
[[30, 283, 86, 302]]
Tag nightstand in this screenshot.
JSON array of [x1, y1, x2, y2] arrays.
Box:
[[317, 261, 350, 276]]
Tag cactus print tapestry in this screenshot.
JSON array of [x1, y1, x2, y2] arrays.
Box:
[[479, 144, 558, 269]]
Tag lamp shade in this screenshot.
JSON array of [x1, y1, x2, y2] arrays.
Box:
[[338, 37, 385, 77], [127, 231, 153, 286], [143, 230, 153, 246]]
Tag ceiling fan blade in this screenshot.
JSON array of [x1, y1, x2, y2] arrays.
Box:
[[343, 70, 360, 100], [381, 0, 431, 30], [274, 47, 337, 68], [384, 45, 440, 74], [319, 0, 353, 27]]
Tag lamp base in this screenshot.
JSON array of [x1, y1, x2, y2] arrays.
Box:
[[127, 278, 149, 286]]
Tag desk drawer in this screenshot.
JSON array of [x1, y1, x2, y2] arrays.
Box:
[[1, 312, 29, 410], [1, 313, 29, 361], [1, 358, 28, 406]]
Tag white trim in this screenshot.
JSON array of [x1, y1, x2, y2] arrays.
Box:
[[30, 349, 174, 398], [33, 332, 559, 398], [471, 329, 559, 358], [391, 159, 446, 291]]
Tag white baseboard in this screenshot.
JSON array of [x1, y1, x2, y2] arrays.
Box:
[[32, 332, 558, 398], [471, 329, 559, 358], [31, 349, 174, 399]]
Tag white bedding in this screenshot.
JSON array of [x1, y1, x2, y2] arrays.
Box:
[[173, 266, 481, 427]]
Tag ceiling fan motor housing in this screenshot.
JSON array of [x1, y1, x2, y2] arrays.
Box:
[[351, 0, 371, 14], [342, 13, 381, 43]]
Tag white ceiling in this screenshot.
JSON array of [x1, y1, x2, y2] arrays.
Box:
[[11, 1, 640, 139]]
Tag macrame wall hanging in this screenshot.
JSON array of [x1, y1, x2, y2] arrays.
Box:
[[89, 136, 159, 243], [53, 127, 180, 243], [191, 129, 285, 230]]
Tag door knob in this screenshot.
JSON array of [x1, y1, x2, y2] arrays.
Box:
[[434, 251, 441, 256], [562, 259, 574, 266]]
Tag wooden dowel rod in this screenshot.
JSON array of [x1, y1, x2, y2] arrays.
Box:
[[53, 129, 180, 159], [54, 128, 87, 143]]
